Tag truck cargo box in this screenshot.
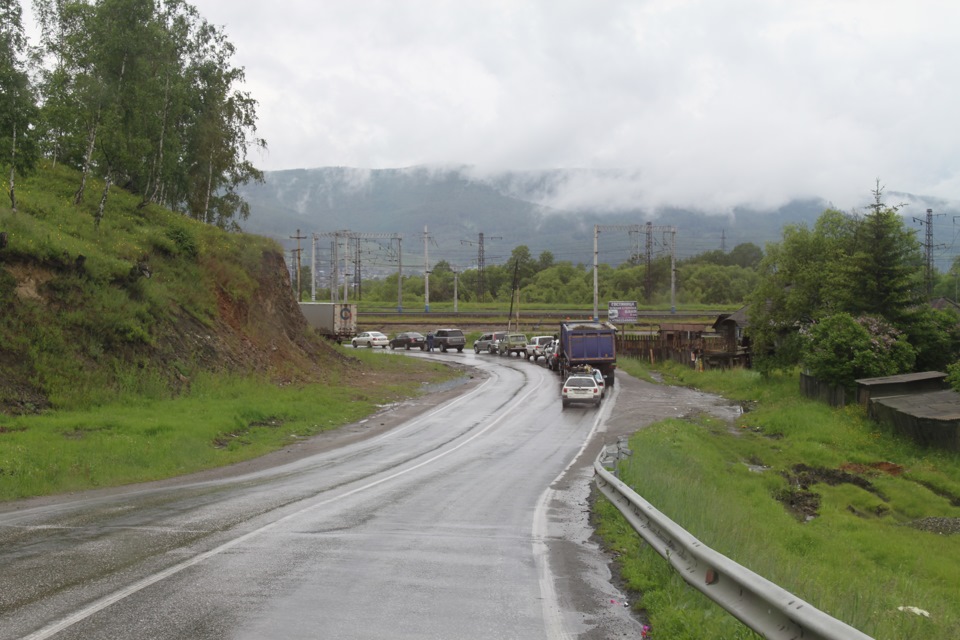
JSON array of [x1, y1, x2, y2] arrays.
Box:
[[299, 302, 357, 343], [560, 322, 616, 363], [558, 322, 617, 385]]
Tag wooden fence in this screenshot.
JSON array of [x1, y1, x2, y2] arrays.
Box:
[[617, 333, 751, 371], [799, 372, 852, 408]]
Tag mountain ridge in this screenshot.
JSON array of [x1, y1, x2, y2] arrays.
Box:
[[238, 166, 959, 272]]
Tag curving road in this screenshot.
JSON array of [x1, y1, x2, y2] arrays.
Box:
[[0, 350, 735, 639]]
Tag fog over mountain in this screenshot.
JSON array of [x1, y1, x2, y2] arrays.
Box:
[[239, 166, 960, 274]]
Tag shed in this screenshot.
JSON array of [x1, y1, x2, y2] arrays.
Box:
[[713, 305, 750, 353], [868, 389, 960, 451], [855, 371, 948, 408]]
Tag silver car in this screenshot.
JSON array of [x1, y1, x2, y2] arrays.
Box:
[[475, 331, 506, 354]]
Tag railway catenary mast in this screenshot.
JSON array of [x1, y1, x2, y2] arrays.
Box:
[[592, 224, 677, 320]]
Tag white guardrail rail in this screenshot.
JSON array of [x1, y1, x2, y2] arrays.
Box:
[[593, 440, 874, 640]]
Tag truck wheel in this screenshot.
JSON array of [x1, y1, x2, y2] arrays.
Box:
[[441, 345, 448, 352], [457, 347, 463, 353]]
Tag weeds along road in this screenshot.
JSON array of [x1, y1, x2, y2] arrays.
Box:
[[0, 350, 737, 640]]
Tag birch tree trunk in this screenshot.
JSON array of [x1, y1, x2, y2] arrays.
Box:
[[74, 115, 99, 205], [203, 160, 213, 224], [8, 120, 15, 211], [94, 169, 112, 229]]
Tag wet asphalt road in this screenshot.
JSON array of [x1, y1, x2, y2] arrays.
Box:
[[0, 350, 735, 639]]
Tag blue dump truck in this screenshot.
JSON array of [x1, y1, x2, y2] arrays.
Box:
[[556, 321, 617, 386]]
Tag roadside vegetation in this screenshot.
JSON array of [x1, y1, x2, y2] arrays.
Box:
[[747, 184, 960, 388], [0, 163, 462, 501], [0, 350, 457, 501], [597, 358, 960, 640]]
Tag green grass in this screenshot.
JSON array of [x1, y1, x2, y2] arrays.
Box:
[[595, 358, 960, 640], [2, 164, 284, 412], [0, 352, 459, 501], [4, 165, 464, 501]]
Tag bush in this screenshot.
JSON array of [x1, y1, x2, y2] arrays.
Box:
[[802, 313, 915, 388]]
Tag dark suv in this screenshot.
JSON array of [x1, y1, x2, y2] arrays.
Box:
[[433, 328, 466, 353]]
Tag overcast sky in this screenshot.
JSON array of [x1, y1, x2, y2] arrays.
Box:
[[112, 2, 960, 212]]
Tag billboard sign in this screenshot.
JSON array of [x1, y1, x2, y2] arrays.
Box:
[[607, 300, 638, 324]]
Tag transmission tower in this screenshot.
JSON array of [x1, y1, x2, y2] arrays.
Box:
[[914, 208, 944, 298], [461, 232, 501, 301]]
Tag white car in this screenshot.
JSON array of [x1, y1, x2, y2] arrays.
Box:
[[352, 331, 389, 348], [562, 375, 601, 408], [526, 335, 554, 361]]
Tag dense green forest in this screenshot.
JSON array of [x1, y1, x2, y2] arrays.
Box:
[[333, 241, 764, 308], [1, 0, 263, 228]]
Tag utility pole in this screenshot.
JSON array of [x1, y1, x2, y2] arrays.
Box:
[[289, 229, 306, 300], [423, 225, 431, 312], [477, 232, 486, 302], [453, 266, 459, 313], [507, 259, 520, 331], [310, 234, 317, 301], [645, 222, 654, 302], [331, 237, 339, 302], [396, 236, 403, 313], [353, 235, 362, 300]]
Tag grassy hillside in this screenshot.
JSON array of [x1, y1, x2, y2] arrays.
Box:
[[0, 164, 459, 499], [1, 163, 336, 411]]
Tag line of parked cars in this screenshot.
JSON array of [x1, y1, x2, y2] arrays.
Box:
[[471, 331, 605, 409], [352, 328, 605, 409], [472, 332, 556, 360], [351, 328, 467, 353]]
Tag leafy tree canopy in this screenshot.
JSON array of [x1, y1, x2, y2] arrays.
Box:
[[801, 313, 915, 389], [748, 183, 934, 381]]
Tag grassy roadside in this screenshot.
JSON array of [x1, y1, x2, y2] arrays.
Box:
[[2, 164, 471, 503], [596, 358, 960, 640], [0, 350, 459, 502]]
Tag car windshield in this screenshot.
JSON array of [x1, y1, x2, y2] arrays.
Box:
[[566, 378, 595, 388]]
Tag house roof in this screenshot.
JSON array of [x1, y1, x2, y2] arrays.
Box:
[[930, 297, 960, 315], [714, 305, 749, 329]]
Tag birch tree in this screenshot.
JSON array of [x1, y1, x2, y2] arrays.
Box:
[[0, 0, 39, 210]]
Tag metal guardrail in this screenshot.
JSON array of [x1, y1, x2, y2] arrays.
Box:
[[593, 440, 874, 640]]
